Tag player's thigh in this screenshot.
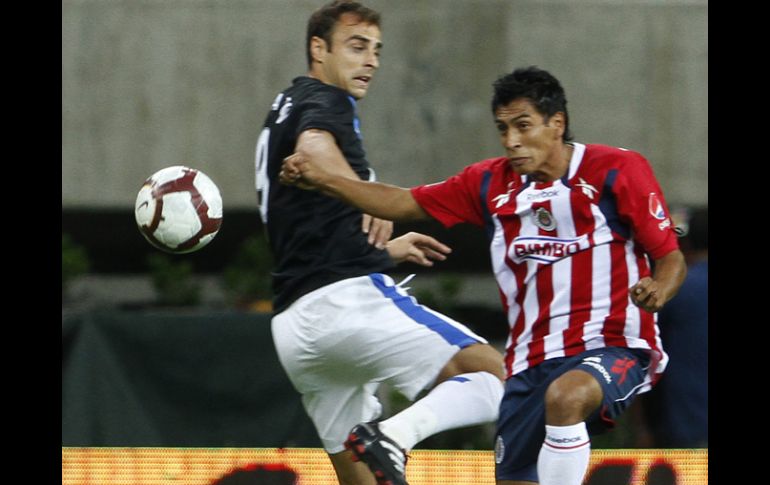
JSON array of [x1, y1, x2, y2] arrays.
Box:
[[437, 341, 505, 383], [543, 368, 604, 424], [275, 273, 488, 398], [494, 347, 648, 481], [576, 347, 651, 434], [270, 276, 397, 392], [361, 273, 492, 399]]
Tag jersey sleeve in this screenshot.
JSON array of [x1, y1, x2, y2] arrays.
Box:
[[296, 89, 354, 144], [612, 152, 680, 260], [410, 164, 486, 228]]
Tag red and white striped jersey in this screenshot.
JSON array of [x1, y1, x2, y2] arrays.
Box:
[[411, 143, 680, 390]]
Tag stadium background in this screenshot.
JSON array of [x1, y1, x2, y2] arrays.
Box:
[[62, 0, 708, 483]]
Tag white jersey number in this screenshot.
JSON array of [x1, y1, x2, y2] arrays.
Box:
[[255, 127, 270, 223]]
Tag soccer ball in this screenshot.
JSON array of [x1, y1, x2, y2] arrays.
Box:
[[134, 166, 223, 253]]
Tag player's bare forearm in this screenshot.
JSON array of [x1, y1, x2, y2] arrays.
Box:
[[629, 249, 687, 313], [280, 136, 430, 221], [322, 177, 429, 221], [293, 129, 362, 181], [286, 129, 396, 247]]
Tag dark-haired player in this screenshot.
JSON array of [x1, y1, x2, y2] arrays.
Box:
[[281, 65, 687, 485], [256, 3, 505, 484]]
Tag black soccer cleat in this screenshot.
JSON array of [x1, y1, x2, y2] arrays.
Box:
[[345, 422, 408, 485]]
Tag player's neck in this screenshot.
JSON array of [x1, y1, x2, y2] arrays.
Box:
[[532, 143, 573, 183], [307, 70, 324, 83]]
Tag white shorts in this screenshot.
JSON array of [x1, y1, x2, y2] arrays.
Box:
[[271, 273, 487, 453]]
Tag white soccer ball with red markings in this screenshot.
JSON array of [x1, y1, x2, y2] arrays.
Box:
[[134, 166, 223, 253]]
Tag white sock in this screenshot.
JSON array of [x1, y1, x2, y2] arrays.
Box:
[[537, 422, 591, 485], [378, 371, 503, 451]]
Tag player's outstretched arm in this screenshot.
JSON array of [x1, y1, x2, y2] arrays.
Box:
[[289, 129, 394, 247], [629, 249, 687, 313], [280, 131, 429, 222], [386, 232, 451, 266]]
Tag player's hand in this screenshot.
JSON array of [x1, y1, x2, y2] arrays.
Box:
[[280, 152, 320, 190], [386, 232, 451, 266], [629, 277, 669, 313], [363, 214, 392, 250]]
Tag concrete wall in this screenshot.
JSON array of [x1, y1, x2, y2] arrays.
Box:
[[62, 0, 707, 209]]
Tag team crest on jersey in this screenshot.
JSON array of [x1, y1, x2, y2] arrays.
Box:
[[648, 193, 666, 220], [532, 207, 556, 231]]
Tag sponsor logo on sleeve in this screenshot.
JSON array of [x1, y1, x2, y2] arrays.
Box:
[[648, 193, 666, 220]]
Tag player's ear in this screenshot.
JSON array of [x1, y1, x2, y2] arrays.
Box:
[[550, 112, 566, 138], [310, 36, 327, 64]]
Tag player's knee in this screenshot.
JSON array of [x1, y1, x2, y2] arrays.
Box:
[[544, 370, 603, 425]]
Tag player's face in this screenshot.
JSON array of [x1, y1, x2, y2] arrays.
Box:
[[311, 13, 381, 99], [494, 98, 567, 182]]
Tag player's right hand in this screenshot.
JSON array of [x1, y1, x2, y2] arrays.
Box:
[[629, 277, 668, 313], [279, 152, 318, 190]]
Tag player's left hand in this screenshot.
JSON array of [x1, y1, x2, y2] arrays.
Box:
[[363, 214, 392, 249], [629, 277, 668, 313], [386, 232, 452, 266]]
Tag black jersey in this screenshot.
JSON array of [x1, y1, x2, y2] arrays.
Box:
[[256, 76, 395, 313]]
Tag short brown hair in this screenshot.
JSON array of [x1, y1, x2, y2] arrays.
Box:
[[306, 1, 381, 68]]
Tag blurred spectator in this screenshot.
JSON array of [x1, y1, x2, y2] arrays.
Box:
[[644, 206, 708, 447]]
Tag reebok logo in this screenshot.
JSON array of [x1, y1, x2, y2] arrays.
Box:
[[493, 190, 514, 208], [581, 360, 612, 384], [546, 435, 582, 444], [526, 189, 560, 200], [575, 177, 598, 200], [544, 433, 588, 451], [492, 182, 517, 209]]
